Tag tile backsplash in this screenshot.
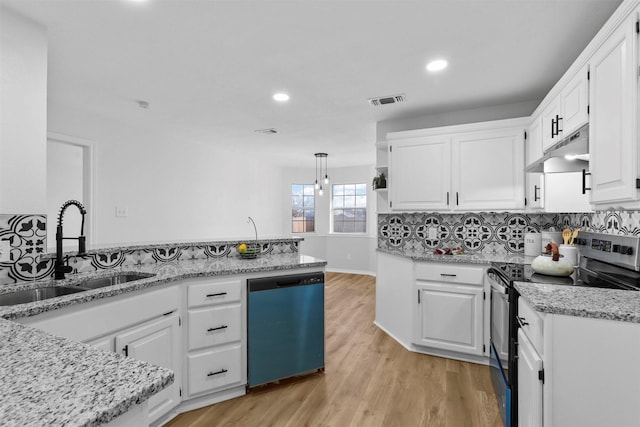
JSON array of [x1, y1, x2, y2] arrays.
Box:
[[378, 210, 640, 255], [0, 214, 51, 285]]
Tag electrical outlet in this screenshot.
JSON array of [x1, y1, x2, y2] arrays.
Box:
[[115, 206, 129, 217], [0, 240, 11, 262]]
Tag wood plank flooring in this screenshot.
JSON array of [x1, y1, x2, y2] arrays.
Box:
[[165, 272, 501, 427]]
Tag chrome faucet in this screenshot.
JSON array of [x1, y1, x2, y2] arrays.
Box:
[[54, 200, 87, 280]]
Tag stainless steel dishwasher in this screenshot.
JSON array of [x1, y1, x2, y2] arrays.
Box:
[[247, 271, 325, 387]]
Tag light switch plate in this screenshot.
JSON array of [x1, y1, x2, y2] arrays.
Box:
[[0, 240, 11, 262]]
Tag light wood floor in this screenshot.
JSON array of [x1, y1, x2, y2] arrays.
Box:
[[166, 272, 501, 427]]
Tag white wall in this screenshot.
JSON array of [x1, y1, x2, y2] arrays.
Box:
[[282, 164, 376, 275], [0, 7, 47, 214], [47, 106, 285, 245]]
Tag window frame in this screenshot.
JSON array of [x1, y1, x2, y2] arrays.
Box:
[[291, 183, 316, 234], [330, 182, 367, 234]]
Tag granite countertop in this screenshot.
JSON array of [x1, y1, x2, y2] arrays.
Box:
[[377, 247, 534, 265], [0, 253, 326, 320], [0, 318, 173, 427], [0, 252, 326, 426], [515, 282, 640, 323]]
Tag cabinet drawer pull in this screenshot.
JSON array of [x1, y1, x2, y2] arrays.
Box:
[[517, 316, 529, 327], [207, 325, 228, 332], [207, 369, 228, 377], [440, 273, 457, 277], [206, 292, 227, 298]]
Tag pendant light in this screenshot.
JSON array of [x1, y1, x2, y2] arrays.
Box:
[[314, 153, 329, 195]]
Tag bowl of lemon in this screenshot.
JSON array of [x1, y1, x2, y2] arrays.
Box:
[[237, 243, 260, 259]]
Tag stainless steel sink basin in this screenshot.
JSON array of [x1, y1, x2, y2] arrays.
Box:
[[0, 286, 86, 306], [73, 273, 155, 290]]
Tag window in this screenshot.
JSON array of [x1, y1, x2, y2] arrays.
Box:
[[291, 184, 315, 233], [332, 183, 366, 233]]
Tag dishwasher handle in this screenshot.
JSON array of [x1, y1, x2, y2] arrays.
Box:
[[248, 272, 324, 292]]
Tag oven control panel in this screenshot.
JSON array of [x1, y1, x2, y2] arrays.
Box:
[[576, 231, 640, 271]]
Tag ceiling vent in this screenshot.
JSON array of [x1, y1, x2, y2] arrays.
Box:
[[368, 94, 406, 107], [254, 128, 278, 134]]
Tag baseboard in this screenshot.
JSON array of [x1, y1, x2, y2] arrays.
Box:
[[326, 267, 376, 277], [373, 321, 413, 351]]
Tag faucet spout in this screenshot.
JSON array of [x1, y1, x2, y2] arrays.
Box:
[[54, 200, 87, 280]]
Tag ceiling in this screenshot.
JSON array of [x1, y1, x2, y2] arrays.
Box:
[[1, 0, 623, 168]]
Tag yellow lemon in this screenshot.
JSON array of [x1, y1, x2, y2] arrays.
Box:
[[238, 243, 248, 254]]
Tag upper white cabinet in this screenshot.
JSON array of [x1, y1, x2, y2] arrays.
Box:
[[452, 128, 525, 211], [541, 65, 590, 153], [589, 9, 639, 206], [526, 114, 543, 167], [389, 135, 451, 211], [388, 118, 527, 212]]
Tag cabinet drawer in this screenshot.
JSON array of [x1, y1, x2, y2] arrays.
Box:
[[518, 298, 544, 355], [188, 305, 242, 351], [187, 345, 243, 396], [414, 262, 484, 285], [187, 279, 241, 308]]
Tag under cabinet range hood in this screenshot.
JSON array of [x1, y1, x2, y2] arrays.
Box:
[[526, 124, 589, 173]]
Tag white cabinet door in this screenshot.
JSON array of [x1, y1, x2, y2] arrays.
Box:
[[541, 95, 562, 152], [413, 281, 484, 355], [187, 345, 243, 396], [115, 313, 181, 424], [526, 115, 543, 167], [452, 128, 525, 211], [389, 135, 451, 210], [526, 172, 544, 210], [517, 329, 543, 427], [589, 13, 638, 205], [544, 172, 592, 213], [560, 64, 589, 136]]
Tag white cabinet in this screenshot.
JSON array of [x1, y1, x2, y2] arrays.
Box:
[[526, 114, 543, 167], [544, 172, 592, 212], [115, 313, 181, 424], [387, 118, 527, 212], [589, 11, 639, 206], [560, 64, 590, 136], [525, 173, 544, 210], [184, 277, 246, 398], [517, 329, 543, 427], [541, 65, 589, 153], [412, 263, 484, 356], [452, 128, 524, 211], [389, 135, 451, 211]]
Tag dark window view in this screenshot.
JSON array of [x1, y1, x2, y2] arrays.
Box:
[[332, 183, 366, 233], [292, 184, 315, 233]]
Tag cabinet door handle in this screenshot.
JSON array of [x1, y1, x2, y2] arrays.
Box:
[[207, 325, 228, 332], [122, 345, 129, 357], [440, 273, 457, 277], [534, 185, 540, 201], [551, 117, 556, 138], [517, 316, 529, 327], [456, 192, 459, 206], [446, 191, 449, 205], [556, 115, 563, 134], [207, 369, 228, 377], [582, 169, 591, 194], [417, 289, 420, 304], [206, 292, 227, 298]]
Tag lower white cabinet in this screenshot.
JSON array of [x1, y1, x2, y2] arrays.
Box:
[[115, 313, 181, 424], [517, 328, 543, 427], [183, 277, 246, 399], [412, 262, 485, 356]]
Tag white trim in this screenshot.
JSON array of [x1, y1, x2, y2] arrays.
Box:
[[326, 267, 375, 277], [47, 132, 97, 246]]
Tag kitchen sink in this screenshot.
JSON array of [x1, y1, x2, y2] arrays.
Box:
[[0, 286, 87, 306], [73, 273, 155, 290]]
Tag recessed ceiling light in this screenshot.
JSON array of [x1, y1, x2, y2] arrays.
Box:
[[426, 59, 448, 72], [273, 93, 290, 102]]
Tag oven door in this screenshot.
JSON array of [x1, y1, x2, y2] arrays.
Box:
[[487, 268, 512, 427]]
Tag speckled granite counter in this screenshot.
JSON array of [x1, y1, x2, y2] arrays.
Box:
[[0, 252, 326, 426], [515, 282, 640, 323], [0, 318, 173, 427], [377, 247, 535, 265], [0, 253, 326, 320]]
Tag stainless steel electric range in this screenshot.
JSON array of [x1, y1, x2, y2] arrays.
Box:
[[486, 231, 640, 427]]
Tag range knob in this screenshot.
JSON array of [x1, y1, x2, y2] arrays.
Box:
[[621, 246, 634, 255]]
